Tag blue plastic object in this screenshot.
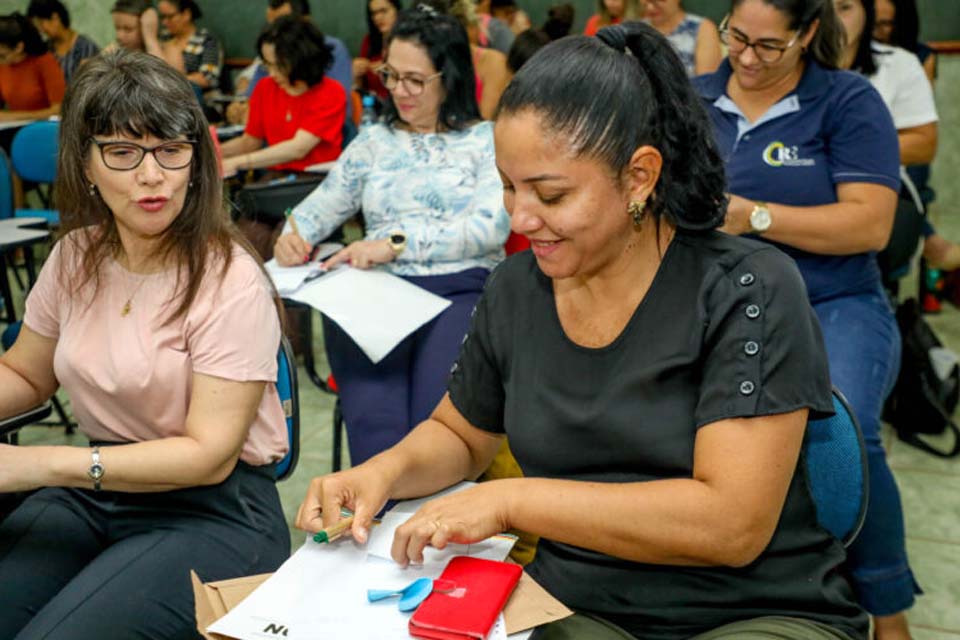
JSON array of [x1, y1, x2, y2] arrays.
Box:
[[368, 577, 434, 612], [274, 336, 299, 481], [11, 121, 58, 184], [803, 389, 868, 547]]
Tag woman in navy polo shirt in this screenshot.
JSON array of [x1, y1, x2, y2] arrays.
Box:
[[693, 1, 916, 638]]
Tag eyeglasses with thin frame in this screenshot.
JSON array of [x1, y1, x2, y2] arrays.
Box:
[[91, 139, 197, 171], [718, 15, 803, 64], [375, 65, 442, 96]]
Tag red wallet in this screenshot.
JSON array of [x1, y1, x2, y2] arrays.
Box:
[[409, 556, 523, 640]]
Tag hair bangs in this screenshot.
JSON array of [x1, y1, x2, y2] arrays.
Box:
[[82, 73, 199, 143]]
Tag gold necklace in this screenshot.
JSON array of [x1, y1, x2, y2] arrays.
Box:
[[119, 270, 149, 317]]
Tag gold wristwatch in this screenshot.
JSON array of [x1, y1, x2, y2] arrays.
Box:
[[388, 231, 407, 255]]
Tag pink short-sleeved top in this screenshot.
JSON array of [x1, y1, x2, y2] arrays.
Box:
[[23, 233, 288, 466]]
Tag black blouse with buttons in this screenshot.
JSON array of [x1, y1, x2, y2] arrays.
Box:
[[448, 229, 869, 640]]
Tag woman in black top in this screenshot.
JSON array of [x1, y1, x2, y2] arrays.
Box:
[[296, 22, 867, 640]]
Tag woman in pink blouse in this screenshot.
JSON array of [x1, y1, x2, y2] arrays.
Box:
[[0, 50, 290, 639]]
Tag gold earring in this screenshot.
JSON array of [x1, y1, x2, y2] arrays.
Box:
[[628, 200, 646, 227]]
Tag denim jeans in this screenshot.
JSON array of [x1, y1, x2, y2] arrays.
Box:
[[814, 288, 921, 616]]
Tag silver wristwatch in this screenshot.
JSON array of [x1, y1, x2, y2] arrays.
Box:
[[88, 446, 104, 491]]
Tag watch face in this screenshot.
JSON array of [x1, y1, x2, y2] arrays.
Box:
[[390, 233, 405, 244], [89, 464, 104, 480], [751, 207, 772, 232]]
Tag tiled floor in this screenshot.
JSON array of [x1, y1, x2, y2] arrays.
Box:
[[7, 55, 960, 638]]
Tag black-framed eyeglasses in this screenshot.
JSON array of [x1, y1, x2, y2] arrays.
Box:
[[719, 15, 803, 64], [91, 139, 197, 171], [375, 65, 442, 96]]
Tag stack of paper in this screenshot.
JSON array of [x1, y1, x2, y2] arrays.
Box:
[[207, 487, 522, 640]]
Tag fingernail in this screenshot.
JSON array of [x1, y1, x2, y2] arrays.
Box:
[[356, 528, 368, 543]]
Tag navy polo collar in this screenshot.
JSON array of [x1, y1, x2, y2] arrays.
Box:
[[698, 58, 834, 103]]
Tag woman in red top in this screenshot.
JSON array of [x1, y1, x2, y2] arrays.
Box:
[[354, 0, 402, 100], [221, 16, 346, 175], [583, 0, 642, 36], [0, 13, 65, 122]]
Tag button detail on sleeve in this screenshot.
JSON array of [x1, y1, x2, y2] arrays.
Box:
[[739, 380, 756, 395], [739, 273, 755, 286], [744, 341, 760, 356], [745, 304, 761, 319]]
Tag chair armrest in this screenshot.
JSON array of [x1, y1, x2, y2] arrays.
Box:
[[0, 402, 53, 438]]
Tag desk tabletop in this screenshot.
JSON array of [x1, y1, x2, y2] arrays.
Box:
[[0, 227, 49, 248]]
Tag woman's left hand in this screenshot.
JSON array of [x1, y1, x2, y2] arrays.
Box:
[[391, 482, 512, 567], [0, 444, 43, 493], [720, 193, 754, 236], [323, 239, 396, 270]]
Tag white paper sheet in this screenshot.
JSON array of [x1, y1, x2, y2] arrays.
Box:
[[286, 266, 451, 363], [208, 486, 517, 640], [264, 244, 342, 295]]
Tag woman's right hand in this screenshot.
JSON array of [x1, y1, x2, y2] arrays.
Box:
[[274, 232, 313, 266], [353, 57, 371, 81], [295, 466, 392, 544]]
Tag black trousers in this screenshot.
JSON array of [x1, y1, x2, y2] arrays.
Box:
[[0, 462, 290, 639]]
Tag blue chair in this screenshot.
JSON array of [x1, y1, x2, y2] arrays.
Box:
[[0, 148, 14, 220], [275, 335, 300, 481], [804, 387, 869, 548], [10, 120, 60, 225]]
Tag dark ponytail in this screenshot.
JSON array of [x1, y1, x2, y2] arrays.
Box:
[[497, 22, 726, 231], [732, 0, 845, 69]]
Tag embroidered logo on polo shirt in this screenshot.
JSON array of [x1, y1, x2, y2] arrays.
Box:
[[762, 141, 815, 167]]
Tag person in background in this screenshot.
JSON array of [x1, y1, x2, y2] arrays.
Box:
[[26, 0, 100, 83], [584, 0, 642, 36], [151, 0, 222, 91], [274, 7, 509, 467], [220, 17, 345, 175], [643, 0, 722, 76], [0, 13, 64, 122], [870, 0, 955, 271], [489, 0, 532, 34], [470, 0, 516, 52], [694, 1, 916, 638], [0, 49, 289, 639], [296, 23, 870, 640], [543, 2, 575, 40], [108, 0, 160, 54], [430, 0, 511, 120], [507, 27, 550, 73], [354, 0, 402, 101], [227, 0, 352, 128], [873, 0, 933, 81], [836, 0, 959, 278]]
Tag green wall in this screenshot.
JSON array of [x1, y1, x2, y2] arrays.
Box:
[[1, 0, 958, 58]]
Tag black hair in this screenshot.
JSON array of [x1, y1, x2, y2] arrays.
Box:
[[257, 15, 331, 87], [267, 0, 311, 16], [26, 0, 70, 28], [367, 0, 403, 59], [382, 6, 480, 131], [543, 3, 574, 40], [498, 23, 726, 231], [0, 13, 49, 56], [161, 0, 202, 21], [111, 0, 152, 16], [507, 28, 549, 73], [885, 0, 920, 53], [731, 0, 844, 69], [490, 0, 516, 8], [847, 0, 876, 75]]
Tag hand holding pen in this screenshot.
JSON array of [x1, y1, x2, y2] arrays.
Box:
[[273, 209, 315, 266]]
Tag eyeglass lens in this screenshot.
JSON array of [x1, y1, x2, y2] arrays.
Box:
[[98, 142, 195, 171]]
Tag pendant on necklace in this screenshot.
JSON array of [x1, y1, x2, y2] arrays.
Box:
[[121, 300, 132, 317], [285, 110, 292, 122]]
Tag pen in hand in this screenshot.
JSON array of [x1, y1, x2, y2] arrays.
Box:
[[314, 515, 355, 544], [284, 208, 313, 264]]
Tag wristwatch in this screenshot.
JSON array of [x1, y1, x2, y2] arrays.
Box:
[[388, 231, 407, 256], [749, 202, 772, 233], [88, 446, 104, 491]]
